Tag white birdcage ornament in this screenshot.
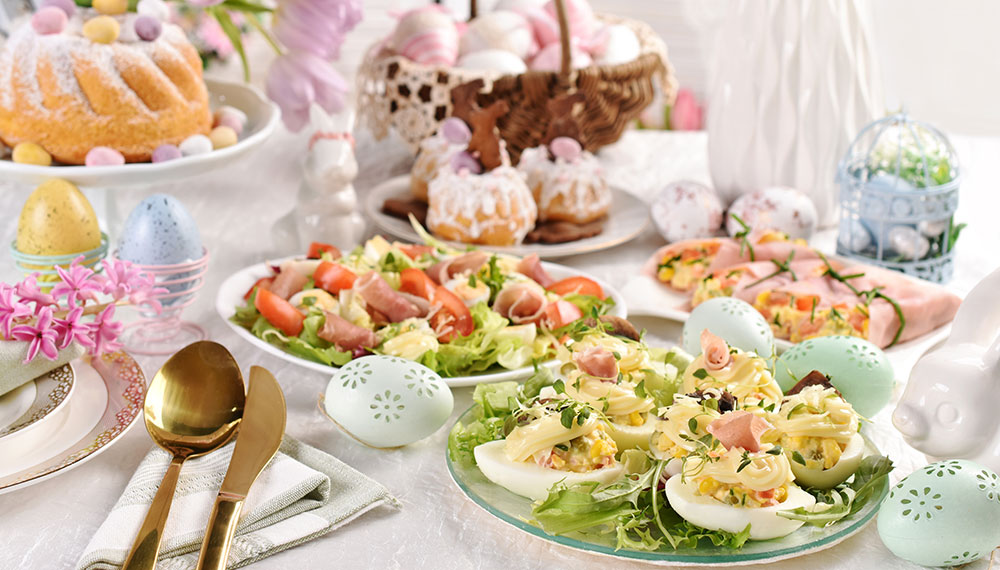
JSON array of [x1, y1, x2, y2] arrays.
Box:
[[836, 113, 961, 283]]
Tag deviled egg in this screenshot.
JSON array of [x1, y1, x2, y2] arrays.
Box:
[[682, 331, 783, 408]]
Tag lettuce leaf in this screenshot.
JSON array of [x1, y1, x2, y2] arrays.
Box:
[[431, 303, 538, 376], [778, 453, 894, 526], [563, 293, 616, 316], [244, 310, 353, 367], [447, 381, 522, 466]]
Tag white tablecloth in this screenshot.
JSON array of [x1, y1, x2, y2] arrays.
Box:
[[0, 130, 997, 570]]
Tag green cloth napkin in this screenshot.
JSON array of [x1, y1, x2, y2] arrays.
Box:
[[0, 341, 84, 397], [76, 437, 399, 570]]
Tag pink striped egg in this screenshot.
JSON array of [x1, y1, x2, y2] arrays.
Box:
[[543, 0, 597, 44], [460, 10, 535, 59], [391, 7, 459, 66], [530, 40, 592, 71]]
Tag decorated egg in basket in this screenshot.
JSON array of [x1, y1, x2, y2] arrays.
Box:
[[323, 355, 454, 448], [682, 297, 774, 358], [878, 460, 1000, 567]]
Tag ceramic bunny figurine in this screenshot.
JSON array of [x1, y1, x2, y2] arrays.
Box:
[[273, 105, 367, 252], [894, 266, 1000, 473]]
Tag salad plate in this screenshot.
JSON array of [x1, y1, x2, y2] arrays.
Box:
[[0, 364, 75, 438], [365, 175, 651, 259], [0, 351, 145, 495], [447, 403, 889, 566], [216, 254, 627, 387]]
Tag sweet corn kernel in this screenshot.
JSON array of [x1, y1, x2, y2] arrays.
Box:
[[590, 440, 607, 459], [774, 485, 788, 502], [698, 478, 718, 495], [628, 411, 644, 426], [657, 266, 675, 282], [550, 454, 565, 469], [822, 438, 842, 469]]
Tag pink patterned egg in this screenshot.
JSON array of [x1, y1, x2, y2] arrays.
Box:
[[543, 0, 596, 43], [390, 6, 459, 66], [460, 10, 535, 59], [530, 40, 592, 71], [523, 7, 559, 47], [725, 186, 818, 240], [651, 180, 724, 243]]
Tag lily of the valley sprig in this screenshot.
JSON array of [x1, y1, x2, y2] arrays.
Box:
[[0, 258, 167, 363]]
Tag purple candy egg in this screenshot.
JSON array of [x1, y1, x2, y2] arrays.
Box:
[[42, 0, 75, 17], [31, 6, 67, 35], [151, 144, 182, 163], [549, 136, 582, 161], [440, 118, 471, 145], [450, 151, 482, 174], [134, 15, 162, 41], [85, 146, 125, 167]]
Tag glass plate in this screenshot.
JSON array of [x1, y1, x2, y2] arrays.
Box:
[[446, 405, 889, 566]]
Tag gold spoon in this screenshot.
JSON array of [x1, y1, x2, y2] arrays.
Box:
[[122, 341, 245, 570]]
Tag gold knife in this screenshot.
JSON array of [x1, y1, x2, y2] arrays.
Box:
[[196, 366, 286, 570]]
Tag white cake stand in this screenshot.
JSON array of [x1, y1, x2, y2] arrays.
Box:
[[0, 79, 280, 231]]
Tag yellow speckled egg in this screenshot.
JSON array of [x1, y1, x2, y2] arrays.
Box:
[[17, 179, 101, 255]]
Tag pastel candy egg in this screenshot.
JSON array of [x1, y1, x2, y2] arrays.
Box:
[[179, 134, 212, 156], [42, 0, 76, 17], [651, 180, 724, 243], [390, 7, 459, 66], [151, 144, 182, 163], [209, 126, 238, 150], [549, 136, 581, 161], [17, 179, 100, 255], [878, 460, 1000, 567], [31, 7, 67, 35], [590, 24, 640, 66], [12, 142, 52, 166], [439, 117, 471, 145], [323, 355, 454, 448], [456, 49, 528, 74], [93, 0, 128, 15], [459, 10, 535, 59], [682, 297, 775, 359], [774, 335, 893, 418], [450, 151, 482, 174], [726, 186, 818, 240], [85, 146, 125, 166], [82, 16, 120, 44], [134, 15, 162, 41], [136, 0, 170, 21], [213, 106, 247, 135], [530, 40, 592, 71], [117, 194, 202, 265]]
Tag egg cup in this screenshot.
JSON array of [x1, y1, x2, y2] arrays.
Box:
[[116, 248, 209, 356], [9, 233, 109, 285]]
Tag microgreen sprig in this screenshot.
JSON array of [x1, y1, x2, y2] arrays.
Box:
[[818, 253, 906, 346], [743, 250, 798, 289], [730, 214, 756, 261]]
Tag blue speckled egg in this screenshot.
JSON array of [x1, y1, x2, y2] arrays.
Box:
[[117, 194, 202, 265]]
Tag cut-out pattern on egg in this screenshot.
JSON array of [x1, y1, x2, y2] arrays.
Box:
[[341, 361, 373, 389], [895, 486, 944, 521], [371, 390, 405, 423], [975, 470, 1000, 503], [924, 460, 964, 478], [405, 367, 441, 398]]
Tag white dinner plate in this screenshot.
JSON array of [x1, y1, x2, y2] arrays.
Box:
[[0, 352, 145, 494], [0, 382, 35, 432], [0, 79, 280, 188], [0, 363, 75, 439], [365, 175, 650, 259], [216, 255, 627, 387]]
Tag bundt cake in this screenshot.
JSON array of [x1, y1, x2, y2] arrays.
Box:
[[0, 8, 212, 164]]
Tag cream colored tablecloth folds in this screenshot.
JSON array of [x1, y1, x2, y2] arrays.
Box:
[[0, 130, 998, 570]]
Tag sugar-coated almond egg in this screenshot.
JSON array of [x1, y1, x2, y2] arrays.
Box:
[[474, 440, 625, 500], [17, 179, 100, 255], [664, 475, 815, 540], [788, 433, 864, 489]]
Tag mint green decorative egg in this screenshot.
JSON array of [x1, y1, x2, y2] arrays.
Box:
[[878, 460, 1000, 567], [774, 336, 893, 418], [682, 297, 775, 358]]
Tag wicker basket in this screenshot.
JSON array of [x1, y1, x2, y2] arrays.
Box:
[[356, 0, 676, 160]]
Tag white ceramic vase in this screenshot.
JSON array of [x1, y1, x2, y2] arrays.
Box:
[[706, 0, 884, 226]]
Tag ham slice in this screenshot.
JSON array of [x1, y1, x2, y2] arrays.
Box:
[[493, 283, 546, 324], [706, 410, 774, 452], [700, 330, 732, 370], [517, 254, 555, 287], [427, 251, 489, 284], [355, 271, 421, 323], [397, 291, 431, 317], [318, 311, 377, 351], [574, 347, 618, 380], [269, 265, 309, 300]]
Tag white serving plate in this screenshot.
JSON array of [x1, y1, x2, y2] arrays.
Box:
[[0, 79, 279, 188], [216, 255, 627, 387], [365, 175, 650, 259], [0, 363, 75, 438]]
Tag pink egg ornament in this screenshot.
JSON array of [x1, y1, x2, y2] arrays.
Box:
[[459, 10, 535, 59], [651, 181, 725, 243], [31, 7, 67, 35], [523, 7, 560, 48], [543, 0, 597, 43], [390, 6, 459, 66], [85, 146, 125, 167], [530, 40, 592, 71], [457, 49, 528, 73]]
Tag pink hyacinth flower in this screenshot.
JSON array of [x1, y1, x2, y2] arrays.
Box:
[[15, 275, 56, 314], [0, 283, 31, 339], [51, 258, 103, 308], [670, 88, 704, 131], [89, 305, 124, 357], [266, 51, 348, 132], [274, 0, 362, 60], [11, 306, 59, 362], [97, 258, 143, 300], [52, 306, 95, 350]]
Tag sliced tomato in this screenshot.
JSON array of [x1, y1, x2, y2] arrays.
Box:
[[399, 267, 437, 300], [398, 244, 434, 260], [430, 285, 474, 341], [243, 276, 274, 301], [307, 242, 341, 259], [254, 288, 304, 336], [313, 261, 357, 294], [795, 295, 820, 311], [544, 300, 584, 329], [547, 276, 605, 299]]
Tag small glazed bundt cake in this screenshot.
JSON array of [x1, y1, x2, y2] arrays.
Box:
[[0, 8, 212, 164], [518, 136, 612, 224]]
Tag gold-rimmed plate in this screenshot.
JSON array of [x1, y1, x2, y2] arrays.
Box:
[[0, 363, 75, 439]]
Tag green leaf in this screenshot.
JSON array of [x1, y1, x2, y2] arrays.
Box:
[[692, 368, 708, 379], [560, 406, 575, 429], [221, 0, 276, 13], [792, 450, 807, 466], [634, 379, 646, 399], [687, 417, 699, 433], [211, 7, 250, 82], [552, 379, 565, 394]]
